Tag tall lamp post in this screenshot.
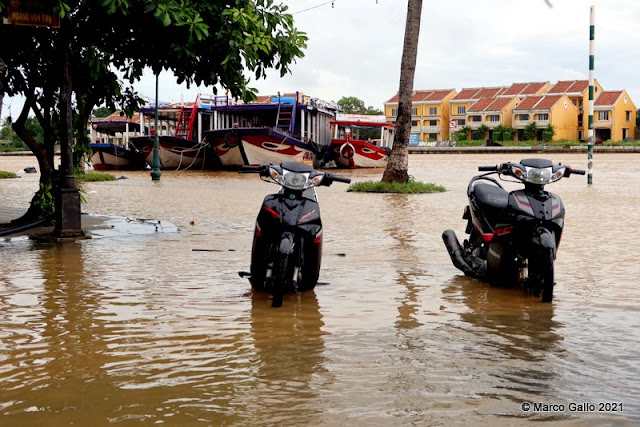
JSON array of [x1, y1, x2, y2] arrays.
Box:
[[54, 22, 84, 238], [151, 72, 162, 181]]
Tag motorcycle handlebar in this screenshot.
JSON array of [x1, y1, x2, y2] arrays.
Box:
[[568, 167, 586, 175], [331, 176, 352, 184], [238, 165, 266, 174], [478, 165, 498, 172]]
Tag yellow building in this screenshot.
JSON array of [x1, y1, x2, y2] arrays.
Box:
[[384, 89, 457, 142], [450, 87, 506, 130], [546, 80, 603, 141], [384, 80, 636, 143], [466, 96, 521, 139], [593, 90, 637, 141], [512, 94, 580, 141]]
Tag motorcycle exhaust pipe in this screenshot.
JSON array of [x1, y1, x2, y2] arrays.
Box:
[[442, 230, 476, 277]]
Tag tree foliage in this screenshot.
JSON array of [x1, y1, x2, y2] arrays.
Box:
[[472, 124, 489, 140], [524, 121, 538, 141], [542, 123, 555, 142], [0, 0, 307, 222], [337, 96, 382, 115], [92, 106, 114, 118]]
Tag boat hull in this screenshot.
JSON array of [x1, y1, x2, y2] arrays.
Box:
[[203, 128, 317, 168], [330, 140, 389, 168], [130, 136, 212, 170], [90, 143, 147, 171]]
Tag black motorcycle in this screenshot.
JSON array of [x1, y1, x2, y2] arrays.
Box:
[[442, 158, 585, 302], [239, 162, 350, 307]]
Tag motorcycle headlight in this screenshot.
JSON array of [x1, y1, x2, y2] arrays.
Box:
[[282, 170, 310, 190], [524, 166, 552, 184]]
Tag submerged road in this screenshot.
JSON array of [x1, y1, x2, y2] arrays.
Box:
[[0, 153, 638, 425]]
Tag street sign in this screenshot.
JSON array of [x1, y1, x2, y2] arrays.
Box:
[[3, 1, 60, 28], [449, 120, 457, 129]]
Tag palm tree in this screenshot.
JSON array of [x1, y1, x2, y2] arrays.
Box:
[[382, 0, 422, 183]]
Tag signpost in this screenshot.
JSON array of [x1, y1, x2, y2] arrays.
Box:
[[3, 1, 60, 28]]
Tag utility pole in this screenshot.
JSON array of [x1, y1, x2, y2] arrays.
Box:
[[587, 6, 595, 185], [151, 73, 162, 181]]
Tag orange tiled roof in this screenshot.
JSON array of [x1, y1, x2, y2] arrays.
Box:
[[475, 87, 506, 98], [423, 89, 455, 102], [91, 111, 141, 124], [386, 89, 454, 103], [514, 96, 544, 110], [467, 98, 495, 112], [534, 95, 562, 110], [485, 96, 515, 111], [548, 80, 589, 94], [503, 83, 528, 96], [452, 88, 482, 100], [595, 91, 623, 106], [385, 93, 400, 103], [412, 90, 434, 102], [521, 82, 547, 95]]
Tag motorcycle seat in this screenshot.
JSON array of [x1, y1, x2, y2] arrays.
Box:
[[473, 183, 509, 214]]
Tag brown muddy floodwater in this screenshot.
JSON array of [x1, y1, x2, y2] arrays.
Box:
[[0, 153, 639, 425]]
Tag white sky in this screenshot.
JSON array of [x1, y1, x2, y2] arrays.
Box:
[[2, 0, 639, 120]]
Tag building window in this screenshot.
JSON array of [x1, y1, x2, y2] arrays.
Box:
[[411, 120, 419, 127], [429, 107, 437, 115], [391, 108, 398, 116], [429, 120, 438, 126], [457, 106, 466, 114], [489, 115, 500, 122], [429, 133, 438, 140], [471, 115, 481, 122], [457, 118, 466, 126], [538, 113, 549, 121], [411, 107, 418, 115], [626, 111, 632, 121], [597, 111, 609, 121]]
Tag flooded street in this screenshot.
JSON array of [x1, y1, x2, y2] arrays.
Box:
[[1, 153, 638, 425]]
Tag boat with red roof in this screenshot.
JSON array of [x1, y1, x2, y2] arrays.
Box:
[[328, 114, 395, 168]]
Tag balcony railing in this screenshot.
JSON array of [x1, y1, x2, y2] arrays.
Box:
[[422, 125, 441, 133], [513, 119, 549, 128]]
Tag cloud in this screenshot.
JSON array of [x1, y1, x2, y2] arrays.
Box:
[[2, 0, 639, 121]]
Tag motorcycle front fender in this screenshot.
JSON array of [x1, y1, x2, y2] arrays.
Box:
[[531, 227, 556, 257], [278, 231, 295, 255]]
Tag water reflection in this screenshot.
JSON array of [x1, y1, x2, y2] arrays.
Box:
[[383, 194, 426, 331], [0, 242, 112, 423], [443, 275, 564, 402], [244, 290, 327, 425]]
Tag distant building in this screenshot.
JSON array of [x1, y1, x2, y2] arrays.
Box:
[[546, 80, 603, 141], [512, 94, 580, 141], [383, 79, 636, 142], [384, 89, 457, 142], [593, 90, 637, 141]]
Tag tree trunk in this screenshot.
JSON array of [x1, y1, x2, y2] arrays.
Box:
[[11, 96, 55, 224], [382, 0, 422, 183]]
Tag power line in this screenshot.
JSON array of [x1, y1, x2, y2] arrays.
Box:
[[291, 1, 335, 15]]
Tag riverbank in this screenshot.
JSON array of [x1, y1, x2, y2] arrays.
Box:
[[409, 144, 640, 154]]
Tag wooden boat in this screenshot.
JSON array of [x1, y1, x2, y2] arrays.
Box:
[[130, 135, 212, 170], [132, 95, 214, 170], [90, 143, 146, 171], [329, 114, 395, 168], [201, 92, 337, 168], [89, 112, 146, 170]]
